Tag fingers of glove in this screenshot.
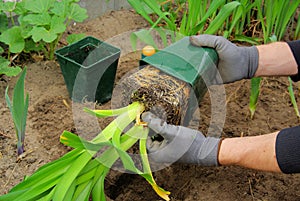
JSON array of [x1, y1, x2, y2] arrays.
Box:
[[189, 34, 229, 50], [146, 136, 167, 153], [190, 34, 237, 54], [142, 112, 177, 140], [146, 137, 185, 164]]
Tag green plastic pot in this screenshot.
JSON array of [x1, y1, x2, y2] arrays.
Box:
[[142, 36, 218, 102], [55, 36, 120, 103]]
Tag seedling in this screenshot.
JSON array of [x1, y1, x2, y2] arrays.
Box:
[[288, 77, 300, 119], [0, 102, 170, 201], [5, 67, 29, 157], [249, 77, 261, 119]]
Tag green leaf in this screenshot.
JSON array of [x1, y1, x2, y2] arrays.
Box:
[[233, 35, 261, 45], [68, 3, 88, 22], [191, 0, 226, 35], [0, 60, 21, 77], [51, 1, 68, 18], [24, 0, 55, 13], [12, 67, 27, 133], [24, 39, 44, 53], [92, 168, 108, 201], [50, 16, 66, 34], [1, 1, 15, 12], [288, 77, 300, 118], [84, 102, 141, 118], [127, 0, 156, 26], [4, 67, 27, 155], [29, 26, 57, 43], [7, 149, 83, 199], [205, 2, 241, 34], [14, 1, 27, 15], [53, 151, 93, 200], [66, 33, 85, 44], [0, 12, 8, 33], [72, 180, 93, 201], [60, 131, 111, 151], [23, 13, 52, 26], [0, 46, 4, 54], [0, 26, 25, 53], [249, 77, 262, 119]]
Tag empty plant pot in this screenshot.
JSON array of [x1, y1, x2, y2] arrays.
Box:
[[55, 36, 121, 103]]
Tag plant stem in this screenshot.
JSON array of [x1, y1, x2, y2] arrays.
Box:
[[9, 12, 15, 26]]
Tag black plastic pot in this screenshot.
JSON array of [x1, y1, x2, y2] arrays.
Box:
[[55, 36, 120, 103]]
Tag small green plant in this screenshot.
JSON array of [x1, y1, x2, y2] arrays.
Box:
[[0, 0, 88, 64], [5, 67, 29, 157], [249, 77, 261, 119], [288, 77, 300, 119], [0, 102, 171, 201]]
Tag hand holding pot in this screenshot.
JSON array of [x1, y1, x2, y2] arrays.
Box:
[[142, 112, 221, 166], [190, 34, 259, 84]]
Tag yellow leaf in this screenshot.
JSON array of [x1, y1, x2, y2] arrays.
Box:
[[152, 184, 171, 201]]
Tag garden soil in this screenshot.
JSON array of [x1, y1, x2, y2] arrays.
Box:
[[1, 9, 300, 201]]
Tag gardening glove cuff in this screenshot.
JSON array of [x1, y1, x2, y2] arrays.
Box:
[[241, 45, 259, 79], [180, 136, 221, 166], [142, 112, 221, 166]]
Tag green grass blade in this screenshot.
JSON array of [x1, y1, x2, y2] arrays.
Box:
[[142, 0, 175, 30], [179, 11, 188, 35], [288, 77, 300, 118], [12, 67, 26, 121], [277, 1, 299, 40], [205, 1, 241, 35], [35, 187, 56, 201], [75, 166, 97, 186], [2, 175, 60, 200], [72, 180, 93, 201], [249, 77, 262, 119], [191, 0, 226, 35], [127, 0, 155, 26], [60, 131, 111, 151], [92, 102, 143, 143], [92, 167, 109, 201], [53, 151, 94, 200], [62, 181, 76, 201], [8, 149, 83, 193], [233, 35, 261, 45], [83, 102, 140, 118]]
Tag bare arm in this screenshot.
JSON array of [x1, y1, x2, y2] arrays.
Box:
[[218, 132, 281, 172], [255, 42, 298, 77]]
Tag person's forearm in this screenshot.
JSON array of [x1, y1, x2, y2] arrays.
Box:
[[218, 132, 281, 172], [254, 42, 298, 77]]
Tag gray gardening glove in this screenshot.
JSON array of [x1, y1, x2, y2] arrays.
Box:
[[190, 34, 259, 84], [142, 112, 221, 166]]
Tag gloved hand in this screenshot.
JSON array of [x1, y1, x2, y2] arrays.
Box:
[[190, 34, 259, 84], [142, 112, 221, 166]]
